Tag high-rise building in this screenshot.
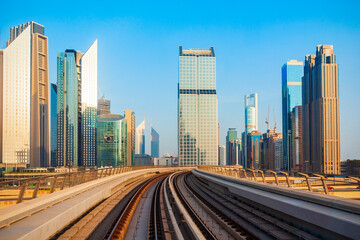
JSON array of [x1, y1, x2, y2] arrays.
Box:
[[136, 119, 145, 154], [56, 40, 97, 168], [302, 45, 340, 174], [247, 130, 262, 169], [282, 60, 303, 171], [218, 145, 226, 165], [97, 115, 127, 167], [262, 127, 282, 170], [151, 126, 160, 158], [242, 92, 258, 167], [98, 97, 111, 115], [226, 128, 238, 165], [56, 50, 81, 167], [245, 93, 258, 134], [50, 84, 57, 167], [290, 106, 303, 172], [80, 40, 98, 167], [178, 46, 218, 165], [125, 109, 135, 166], [274, 139, 283, 170], [0, 21, 50, 168]]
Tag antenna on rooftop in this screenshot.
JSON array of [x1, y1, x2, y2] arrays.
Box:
[[273, 108, 276, 132]]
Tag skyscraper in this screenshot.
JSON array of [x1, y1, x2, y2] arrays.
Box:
[[125, 109, 135, 166], [56, 50, 81, 167], [56, 40, 97, 168], [151, 126, 160, 158], [0, 21, 50, 168], [178, 46, 218, 165], [282, 60, 303, 171], [80, 40, 98, 167], [226, 128, 238, 165], [247, 130, 263, 169], [290, 106, 303, 172], [242, 92, 258, 167], [50, 84, 57, 167], [302, 45, 340, 174], [245, 93, 258, 134], [136, 119, 145, 155]]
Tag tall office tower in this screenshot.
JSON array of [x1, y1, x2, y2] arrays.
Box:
[[274, 139, 283, 170], [243, 92, 258, 167], [151, 126, 160, 158], [0, 21, 50, 168], [57, 50, 81, 167], [282, 60, 303, 171], [178, 46, 218, 165], [290, 106, 303, 172], [125, 110, 135, 166], [262, 128, 282, 170], [136, 119, 145, 154], [226, 128, 238, 165], [98, 97, 111, 115], [302, 45, 340, 174], [50, 84, 57, 167], [218, 145, 226, 165], [97, 115, 126, 167], [80, 40, 98, 167], [245, 93, 258, 134], [247, 131, 263, 169]]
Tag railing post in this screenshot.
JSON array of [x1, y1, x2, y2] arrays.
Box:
[[313, 173, 329, 194], [247, 169, 257, 181], [267, 170, 279, 185], [32, 179, 41, 199], [17, 182, 26, 204], [60, 175, 66, 190], [298, 173, 312, 192], [279, 171, 291, 187], [258, 170, 265, 183], [50, 176, 58, 193]]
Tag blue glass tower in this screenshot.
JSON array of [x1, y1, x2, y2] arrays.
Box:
[[56, 50, 79, 167], [151, 126, 160, 158], [282, 60, 303, 171], [50, 84, 57, 167]]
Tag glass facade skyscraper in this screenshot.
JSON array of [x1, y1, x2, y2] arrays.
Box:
[[80, 40, 98, 167], [151, 126, 159, 158], [282, 60, 303, 171], [245, 93, 258, 135], [178, 46, 218, 165], [97, 115, 126, 167], [226, 128, 238, 165], [136, 119, 145, 155], [57, 50, 80, 167], [50, 84, 57, 167]]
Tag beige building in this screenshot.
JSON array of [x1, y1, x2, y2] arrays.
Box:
[[0, 22, 50, 168], [125, 109, 135, 166], [302, 45, 340, 174]]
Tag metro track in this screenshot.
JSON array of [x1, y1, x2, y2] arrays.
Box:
[[55, 170, 335, 240]]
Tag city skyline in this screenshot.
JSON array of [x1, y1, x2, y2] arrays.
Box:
[[0, 1, 359, 160]]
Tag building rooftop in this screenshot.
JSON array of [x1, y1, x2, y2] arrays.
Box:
[[179, 46, 215, 57]]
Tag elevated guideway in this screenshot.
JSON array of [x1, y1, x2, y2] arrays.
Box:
[[0, 167, 189, 240], [193, 168, 360, 240]]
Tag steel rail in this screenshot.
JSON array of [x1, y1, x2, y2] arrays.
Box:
[[106, 173, 169, 240], [170, 172, 217, 240]]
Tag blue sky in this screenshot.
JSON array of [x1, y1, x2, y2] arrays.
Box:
[[1, 0, 359, 159]]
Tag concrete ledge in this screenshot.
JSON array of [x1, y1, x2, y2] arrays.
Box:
[[0, 168, 177, 240], [193, 169, 360, 239]]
